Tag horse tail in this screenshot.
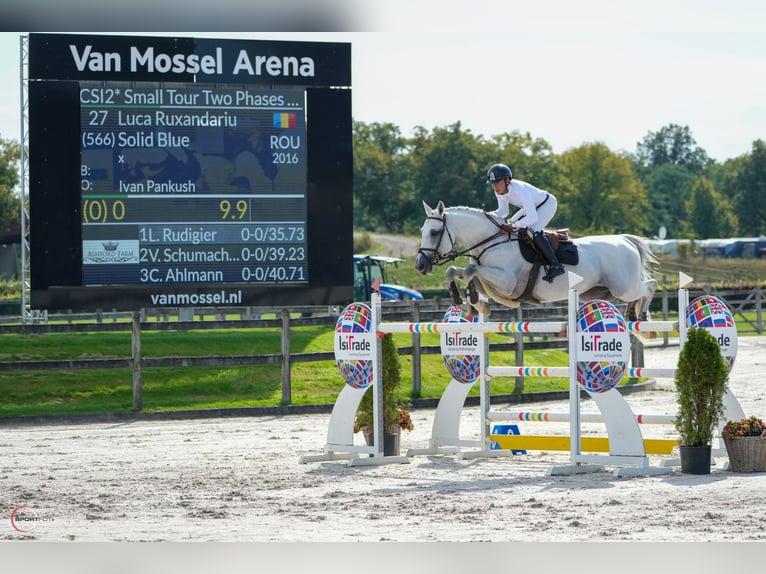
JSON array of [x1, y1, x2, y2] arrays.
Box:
[[622, 234, 658, 280]]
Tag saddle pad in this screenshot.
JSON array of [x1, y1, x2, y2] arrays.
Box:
[[518, 234, 579, 266]]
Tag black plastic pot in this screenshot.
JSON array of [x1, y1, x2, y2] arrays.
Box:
[[363, 428, 401, 456], [679, 445, 712, 474]]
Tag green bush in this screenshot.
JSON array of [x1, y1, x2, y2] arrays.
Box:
[[353, 232, 373, 253], [354, 332, 411, 432], [674, 327, 728, 447]]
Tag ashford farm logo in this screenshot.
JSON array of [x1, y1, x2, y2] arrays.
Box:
[[83, 239, 139, 264]]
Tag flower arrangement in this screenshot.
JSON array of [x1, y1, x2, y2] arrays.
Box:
[[395, 408, 414, 431], [721, 416, 766, 439], [354, 407, 413, 434]]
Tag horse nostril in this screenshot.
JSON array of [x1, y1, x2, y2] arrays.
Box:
[[414, 255, 430, 275]]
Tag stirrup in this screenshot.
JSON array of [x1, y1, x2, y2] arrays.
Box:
[[543, 265, 565, 283]]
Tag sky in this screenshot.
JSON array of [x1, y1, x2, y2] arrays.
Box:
[[1, 1, 765, 163]]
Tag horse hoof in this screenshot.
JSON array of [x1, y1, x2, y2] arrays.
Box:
[[449, 282, 463, 306], [468, 281, 479, 305], [472, 302, 489, 317]]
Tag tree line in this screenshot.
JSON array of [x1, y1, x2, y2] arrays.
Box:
[[353, 121, 766, 239], [1, 122, 765, 239]]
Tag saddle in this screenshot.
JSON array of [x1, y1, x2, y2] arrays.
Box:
[[518, 228, 579, 266]]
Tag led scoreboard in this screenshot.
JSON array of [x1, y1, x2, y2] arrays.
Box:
[[28, 33, 353, 311]]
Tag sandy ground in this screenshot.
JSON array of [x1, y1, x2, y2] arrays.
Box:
[[2, 337, 766, 544]]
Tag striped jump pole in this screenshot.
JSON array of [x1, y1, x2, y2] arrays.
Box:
[[491, 410, 675, 425], [487, 366, 677, 379], [378, 321, 567, 335], [626, 321, 679, 333]]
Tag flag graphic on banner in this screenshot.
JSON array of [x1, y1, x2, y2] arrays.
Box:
[[273, 112, 297, 128]]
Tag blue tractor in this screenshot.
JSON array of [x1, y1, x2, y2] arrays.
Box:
[[353, 255, 423, 302]]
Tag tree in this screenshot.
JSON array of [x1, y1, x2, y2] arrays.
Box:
[[408, 122, 489, 218], [731, 140, 766, 236], [634, 123, 712, 176], [684, 177, 737, 239], [352, 121, 415, 233], [0, 136, 21, 230], [558, 143, 649, 235], [643, 163, 695, 238]]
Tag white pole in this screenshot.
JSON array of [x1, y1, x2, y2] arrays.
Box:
[[479, 310, 490, 447], [678, 272, 692, 344], [567, 281, 581, 463], [371, 292, 384, 457]]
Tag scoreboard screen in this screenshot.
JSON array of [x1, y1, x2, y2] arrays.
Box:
[[28, 33, 353, 311]]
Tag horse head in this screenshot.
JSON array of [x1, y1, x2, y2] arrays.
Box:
[[415, 200, 452, 275]]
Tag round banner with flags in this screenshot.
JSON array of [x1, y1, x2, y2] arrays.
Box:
[[575, 300, 630, 393], [440, 305, 481, 384], [334, 303, 375, 389], [686, 295, 738, 371]]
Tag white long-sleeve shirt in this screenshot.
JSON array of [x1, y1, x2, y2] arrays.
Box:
[[491, 179, 552, 229]]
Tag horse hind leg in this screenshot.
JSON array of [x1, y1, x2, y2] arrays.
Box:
[[636, 278, 657, 321], [626, 278, 658, 340]]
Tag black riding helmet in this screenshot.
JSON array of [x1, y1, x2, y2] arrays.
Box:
[[486, 163, 512, 183]]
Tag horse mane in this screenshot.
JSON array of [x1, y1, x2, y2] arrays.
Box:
[[444, 205, 486, 214]]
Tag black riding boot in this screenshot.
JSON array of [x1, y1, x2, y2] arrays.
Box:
[[532, 231, 565, 283]]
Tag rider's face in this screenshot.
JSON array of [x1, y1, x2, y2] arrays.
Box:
[[491, 178, 508, 195]]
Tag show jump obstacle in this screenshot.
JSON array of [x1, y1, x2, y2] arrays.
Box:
[[300, 272, 745, 476]]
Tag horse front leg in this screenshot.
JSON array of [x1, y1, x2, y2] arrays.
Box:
[[445, 266, 466, 306], [461, 264, 498, 316], [464, 279, 491, 316]]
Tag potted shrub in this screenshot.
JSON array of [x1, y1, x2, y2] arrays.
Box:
[[721, 416, 766, 472], [674, 327, 728, 474], [354, 333, 413, 455]]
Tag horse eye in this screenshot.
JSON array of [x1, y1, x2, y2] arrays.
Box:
[[429, 228, 440, 237]]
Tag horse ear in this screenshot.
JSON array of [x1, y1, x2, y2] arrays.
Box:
[[437, 201, 446, 214], [422, 200, 432, 214]]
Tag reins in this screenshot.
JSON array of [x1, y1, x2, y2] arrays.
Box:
[[417, 210, 515, 266]]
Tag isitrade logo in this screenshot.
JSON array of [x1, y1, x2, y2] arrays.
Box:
[[9, 505, 53, 533], [578, 332, 630, 361]]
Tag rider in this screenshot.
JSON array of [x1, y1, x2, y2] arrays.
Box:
[[486, 163, 565, 283]]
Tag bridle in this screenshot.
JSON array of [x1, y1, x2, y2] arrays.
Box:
[[417, 211, 513, 266], [417, 213, 455, 266]]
